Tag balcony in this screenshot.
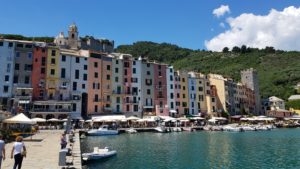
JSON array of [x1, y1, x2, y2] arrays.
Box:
[[104, 107, 112, 111], [124, 100, 139, 104], [32, 108, 71, 113]]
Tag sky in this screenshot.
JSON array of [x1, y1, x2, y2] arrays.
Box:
[[1, 0, 300, 51]]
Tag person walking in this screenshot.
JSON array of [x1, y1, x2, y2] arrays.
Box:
[[11, 136, 26, 169], [0, 134, 5, 169], [60, 133, 67, 149]]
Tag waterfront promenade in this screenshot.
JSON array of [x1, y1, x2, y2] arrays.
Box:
[[2, 130, 82, 169]]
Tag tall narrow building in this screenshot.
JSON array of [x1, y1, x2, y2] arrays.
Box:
[[241, 68, 261, 115]]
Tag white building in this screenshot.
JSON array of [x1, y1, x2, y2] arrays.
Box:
[[131, 58, 143, 117], [166, 66, 176, 117], [188, 72, 198, 115], [59, 49, 89, 119], [0, 40, 15, 109], [268, 96, 285, 111]]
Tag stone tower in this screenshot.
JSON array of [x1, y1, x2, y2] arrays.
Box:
[[68, 23, 79, 49], [241, 68, 261, 115]]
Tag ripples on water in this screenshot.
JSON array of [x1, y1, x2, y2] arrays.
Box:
[[81, 128, 300, 169]]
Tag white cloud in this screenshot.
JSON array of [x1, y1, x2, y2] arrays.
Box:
[[220, 22, 225, 28], [206, 6, 300, 51], [213, 5, 230, 17]]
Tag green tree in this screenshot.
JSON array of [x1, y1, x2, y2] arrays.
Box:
[[222, 47, 229, 53]]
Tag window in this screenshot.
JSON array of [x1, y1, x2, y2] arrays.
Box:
[[72, 104, 77, 111], [171, 102, 174, 109], [170, 84, 173, 89], [17, 44, 23, 48], [94, 62, 98, 68], [206, 90, 210, 94], [115, 68, 118, 73], [212, 97, 215, 102], [73, 82, 77, 91], [94, 72, 98, 78], [51, 58, 56, 64], [82, 84, 86, 89], [42, 57, 46, 66], [170, 75, 173, 81], [106, 75, 110, 80], [191, 86, 195, 91], [13, 76, 18, 83], [124, 62, 130, 68], [61, 68, 66, 78], [0, 42, 3, 46], [126, 105, 130, 111], [183, 86, 186, 90], [116, 60, 119, 64], [147, 71, 150, 75], [94, 105, 98, 112], [7, 63, 11, 73], [50, 69, 55, 75], [124, 78, 128, 83], [84, 65, 87, 70], [147, 89, 151, 95], [25, 76, 30, 84], [199, 87, 203, 91], [115, 77, 119, 82], [5, 75, 9, 82], [106, 65, 110, 70], [62, 55, 66, 62], [147, 63, 150, 67], [97, 83, 100, 89], [134, 105, 138, 112], [199, 95, 204, 101], [124, 69, 127, 75], [42, 48, 45, 53], [24, 64, 32, 71], [75, 70, 79, 79], [28, 52, 32, 59], [133, 61, 136, 65], [3, 86, 9, 93], [16, 52, 20, 58], [183, 94, 186, 98], [83, 74, 87, 81], [182, 78, 185, 82], [41, 68, 45, 74], [133, 68, 136, 74], [51, 50, 56, 56], [158, 71, 162, 76], [170, 93, 174, 99], [76, 57, 80, 63], [116, 97, 120, 103], [170, 69, 173, 73], [8, 42, 13, 47]]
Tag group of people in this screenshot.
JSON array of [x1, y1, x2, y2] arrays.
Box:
[[0, 135, 27, 169]]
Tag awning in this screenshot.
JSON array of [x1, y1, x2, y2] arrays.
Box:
[[169, 110, 177, 113], [92, 115, 126, 122], [4, 113, 36, 124], [31, 118, 46, 122]]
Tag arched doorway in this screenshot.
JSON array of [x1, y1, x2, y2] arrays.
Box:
[[35, 114, 43, 118], [46, 114, 55, 120], [58, 114, 68, 120]]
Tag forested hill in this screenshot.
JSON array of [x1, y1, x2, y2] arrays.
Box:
[[116, 41, 300, 100]]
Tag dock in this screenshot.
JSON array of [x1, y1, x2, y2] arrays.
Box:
[[2, 130, 82, 169]]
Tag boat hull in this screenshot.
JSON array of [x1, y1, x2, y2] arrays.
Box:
[[87, 130, 119, 136], [82, 150, 117, 161]]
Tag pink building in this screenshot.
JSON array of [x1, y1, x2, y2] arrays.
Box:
[[153, 63, 168, 116]]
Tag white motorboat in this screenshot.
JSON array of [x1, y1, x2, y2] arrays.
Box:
[[126, 128, 138, 134], [82, 147, 117, 161], [87, 125, 119, 136], [222, 125, 241, 132], [80, 134, 86, 139], [154, 126, 167, 133], [172, 127, 182, 132]]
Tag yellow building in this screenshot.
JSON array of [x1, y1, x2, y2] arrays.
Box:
[[46, 45, 60, 99], [209, 74, 227, 113], [178, 71, 189, 115]]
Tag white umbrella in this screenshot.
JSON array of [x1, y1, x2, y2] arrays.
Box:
[[4, 113, 36, 124], [126, 116, 140, 121], [31, 118, 46, 123], [85, 119, 93, 123], [47, 118, 60, 122], [191, 117, 205, 120]]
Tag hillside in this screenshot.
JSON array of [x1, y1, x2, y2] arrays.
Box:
[[116, 41, 300, 100]]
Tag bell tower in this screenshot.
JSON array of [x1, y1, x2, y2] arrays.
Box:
[[68, 23, 79, 49]]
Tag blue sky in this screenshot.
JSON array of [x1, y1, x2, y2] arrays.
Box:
[[0, 0, 299, 50]]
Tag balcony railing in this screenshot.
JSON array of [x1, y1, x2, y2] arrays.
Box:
[[32, 109, 71, 112]]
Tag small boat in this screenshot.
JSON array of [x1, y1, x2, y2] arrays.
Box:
[[154, 126, 167, 133], [82, 147, 117, 161], [182, 127, 193, 132], [87, 125, 119, 136], [126, 128, 137, 134], [172, 127, 182, 132], [80, 134, 86, 139]]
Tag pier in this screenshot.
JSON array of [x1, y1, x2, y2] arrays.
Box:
[[2, 130, 82, 169]]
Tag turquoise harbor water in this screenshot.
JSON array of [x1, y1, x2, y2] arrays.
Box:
[[81, 128, 300, 169]]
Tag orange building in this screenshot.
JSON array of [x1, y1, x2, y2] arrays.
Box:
[[32, 45, 47, 100]]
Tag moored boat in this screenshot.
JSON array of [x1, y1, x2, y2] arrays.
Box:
[[87, 125, 119, 136], [82, 147, 117, 161], [126, 128, 138, 134]]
